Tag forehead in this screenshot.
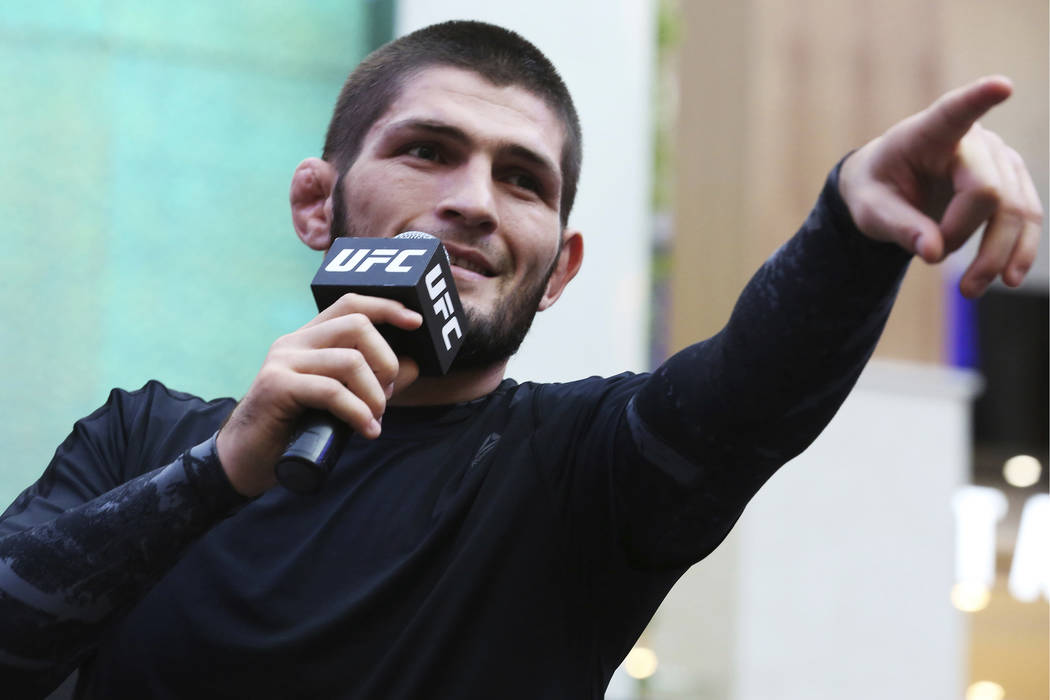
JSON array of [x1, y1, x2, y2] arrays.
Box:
[[366, 65, 565, 166]]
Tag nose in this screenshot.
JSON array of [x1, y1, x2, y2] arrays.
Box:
[[437, 158, 498, 232]]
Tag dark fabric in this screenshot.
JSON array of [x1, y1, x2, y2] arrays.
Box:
[[0, 165, 910, 699], [0, 385, 246, 698]]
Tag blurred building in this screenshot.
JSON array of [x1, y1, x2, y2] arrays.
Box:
[[1, 1, 1045, 698], [662, 1, 1048, 699]]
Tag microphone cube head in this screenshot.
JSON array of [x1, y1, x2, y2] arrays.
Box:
[[311, 236, 468, 375]]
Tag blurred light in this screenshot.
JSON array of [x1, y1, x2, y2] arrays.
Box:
[[951, 582, 991, 612], [952, 486, 1007, 589], [965, 680, 1005, 700], [623, 646, 659, 680], [1003, 455, 1041, 488], [1008, 494, 1050, 602]]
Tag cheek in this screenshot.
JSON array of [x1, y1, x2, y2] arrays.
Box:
[[343, 167, 428, 231], [505, 216, 560, 278], [498, 197, 547, 243], [342, 173, 377, 218]]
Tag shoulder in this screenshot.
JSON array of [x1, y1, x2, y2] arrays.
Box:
[[2, 383, 236, 528], [108, 379, 233, 408], [502, 372, 650, 427], [69, 380, 236, 481], [512, 372, 649, 401], [82, 380, 234, 435]]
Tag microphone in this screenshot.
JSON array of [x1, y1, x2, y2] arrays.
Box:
[[274, 232, 467, 493]]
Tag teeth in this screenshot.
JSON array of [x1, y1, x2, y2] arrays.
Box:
[[450, 255, 490, 276]]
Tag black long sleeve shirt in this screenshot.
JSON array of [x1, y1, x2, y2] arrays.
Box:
[[0, 166, 910, 699]]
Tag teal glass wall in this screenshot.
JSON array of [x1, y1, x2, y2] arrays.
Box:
[[0, 2, 392, 504]]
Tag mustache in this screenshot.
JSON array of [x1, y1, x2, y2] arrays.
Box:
[[415, 227, 494, 249], [417, 229, 506, 273]]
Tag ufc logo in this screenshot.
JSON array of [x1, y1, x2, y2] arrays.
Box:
[[325, 248, 427, 274], [425, 265, 463, 351]]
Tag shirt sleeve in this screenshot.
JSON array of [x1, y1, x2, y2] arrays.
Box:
[[0, 384, 247, 697], [581, 161, 911, 571]]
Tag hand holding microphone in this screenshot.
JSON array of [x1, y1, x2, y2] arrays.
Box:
[[276, 232, 467, 493], [215, 233, 467, 498]]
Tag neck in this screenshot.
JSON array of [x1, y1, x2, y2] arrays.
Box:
[[390, 360, 508, 407]]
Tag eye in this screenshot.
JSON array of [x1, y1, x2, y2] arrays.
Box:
[[405, 143, 441, 162], [505, 171, 542, 195]]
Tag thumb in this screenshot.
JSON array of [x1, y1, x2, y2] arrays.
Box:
[[389, 357, 421, 398], [851, 185, 945, 262]]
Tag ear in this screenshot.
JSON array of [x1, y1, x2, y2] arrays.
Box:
[[537, 228, 584, 311], [290, 157, 338, 251]]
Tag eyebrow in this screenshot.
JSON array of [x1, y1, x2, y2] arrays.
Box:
[[384, 118, 562, 187]]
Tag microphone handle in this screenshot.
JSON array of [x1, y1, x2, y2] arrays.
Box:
[[275, 410, 350, 494]]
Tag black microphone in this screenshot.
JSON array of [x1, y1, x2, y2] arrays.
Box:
[[274, 232, 467, 493]]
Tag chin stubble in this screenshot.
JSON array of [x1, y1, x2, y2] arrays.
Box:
[[331, 173, 562, 372]]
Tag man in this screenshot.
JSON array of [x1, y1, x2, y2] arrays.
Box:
[[0, 20, 1041, 699]]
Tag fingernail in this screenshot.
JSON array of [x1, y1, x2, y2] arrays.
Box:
[[368, 418, 382, 436], [384, 382, 395, 399]]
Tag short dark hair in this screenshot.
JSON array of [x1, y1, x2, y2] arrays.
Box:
[[322, 20, 583, 227]]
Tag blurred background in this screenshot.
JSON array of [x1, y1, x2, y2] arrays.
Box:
[[1, 1, 1046, 698]]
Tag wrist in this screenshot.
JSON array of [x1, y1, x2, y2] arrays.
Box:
[[182, 432, 256, 512], [215, 425, 278, 498]]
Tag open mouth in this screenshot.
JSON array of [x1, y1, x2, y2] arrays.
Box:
[[448, 253, 497, 277]]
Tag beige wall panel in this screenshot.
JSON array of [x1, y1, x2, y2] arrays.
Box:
[[671, 1, 753, 351], [673, 0, 957, 362]]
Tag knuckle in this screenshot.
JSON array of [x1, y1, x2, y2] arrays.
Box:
[[854, 203, 877, 231], [270, 332, 295, 351], [852, 201, 887, 240], [343, 347, 366, 372], [997, 200, 1026, 224], [254, 365, 286, 394], [264, 345, 297, 371], [335, 292, 361, 308], [322, 380, 345, 404], [972, 184, 1001, 209], [983, 128, 1004, 146], [345, 312, 370, 333]]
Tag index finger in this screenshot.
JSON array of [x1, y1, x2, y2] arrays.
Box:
[[305, 293, 423, 331], [919, 76, 1013, 146]]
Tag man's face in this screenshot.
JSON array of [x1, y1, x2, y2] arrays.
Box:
[[332, 66, 567, 369]]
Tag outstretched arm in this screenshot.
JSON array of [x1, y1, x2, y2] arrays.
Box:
[[616, 77, 1042, 568]]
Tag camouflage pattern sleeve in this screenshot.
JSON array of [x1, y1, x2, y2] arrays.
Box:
[[0, 433, 249, 697]]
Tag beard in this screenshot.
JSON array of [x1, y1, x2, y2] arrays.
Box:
[[330, 177, 559, 373], [449, 260, 555, 372]]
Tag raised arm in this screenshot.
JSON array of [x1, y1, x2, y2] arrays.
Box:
[[616, 77, 1042, 568]]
